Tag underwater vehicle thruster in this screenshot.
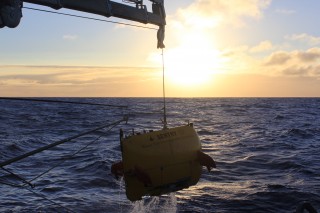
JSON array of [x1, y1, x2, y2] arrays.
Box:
[[111, 123, 216, 201]]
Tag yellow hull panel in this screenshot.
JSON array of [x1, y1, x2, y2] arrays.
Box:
[[121, 125, 202, 201]]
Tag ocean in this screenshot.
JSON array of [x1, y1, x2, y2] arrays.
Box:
[[0, 98, 319, 213]]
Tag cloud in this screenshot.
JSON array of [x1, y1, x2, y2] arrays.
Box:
[[171, 0, 272, 30], [296, 48, 320, 62], [63, 34, 78, 40], [282, 66, 312, 76], [281, 64, 320, 78], [265, 51, 291, 65], [285, 33, 320, 46], [218, 41, 320, 80], [250, 40, 273, 53], [265, 48, 320, 66], [275, 9, 296, 15], [161, 0, 273, 78], [0, 66, 159, 86], [259, 48, 320, 78], [0, 65, 162, 97]]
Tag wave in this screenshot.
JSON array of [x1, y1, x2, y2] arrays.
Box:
[[1, 98, 320, 212]]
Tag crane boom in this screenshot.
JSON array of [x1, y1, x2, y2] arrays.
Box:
[[0, 0, 166, 48]]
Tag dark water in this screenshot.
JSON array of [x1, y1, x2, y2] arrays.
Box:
[[0, 98, 320, 213]]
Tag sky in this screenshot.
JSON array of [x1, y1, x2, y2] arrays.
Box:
[[1, 0, 320, 97]]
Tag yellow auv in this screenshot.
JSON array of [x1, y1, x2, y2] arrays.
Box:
[[121, 124, 202, 201]]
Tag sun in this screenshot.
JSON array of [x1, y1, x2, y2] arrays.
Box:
[[164, 47, 219, 86], [156, 32, 223, 87]]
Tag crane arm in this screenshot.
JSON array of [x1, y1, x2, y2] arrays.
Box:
[[0, 0, 166, 48]]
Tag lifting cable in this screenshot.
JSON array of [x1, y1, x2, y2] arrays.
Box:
[[0, 97, 128, 109], [1, 166, 34, 188], [26, 122, 119, 185], [23, 6, 158, 30], [161, 49, 167, 129], [0, 179, 21, 188], [0, 177, 76, 213], [24, 186, 77, 213], [0, 121, 117, 187], [0, 118, 127, 213], [0, 116, 128, 168], [0, 177, 75, 213]]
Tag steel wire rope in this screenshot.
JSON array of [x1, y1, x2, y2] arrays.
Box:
[[162, 49, 167, 129], [0, 117, 128, 167], [25, 122, 120, 185], [1, 166, 34, 188], [0, 97, 128, 109], [0, 119, 125, 212], [23, 187, 76, 213], [0, 178, 75, 213], [0, 118, 125, 183], [23, 6, 158, 30], [0, 179, 22, 188]]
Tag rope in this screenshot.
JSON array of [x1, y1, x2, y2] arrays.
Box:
[[0, 179, 22, 188], [0, 179, 73, 212], [0, 178, 74, 212], [0, 97, 128, 109], [161, 49, 167, 129], [23, 6, 158, 30], [1, 166, 34, 188], [26, 123, 119, 185], [0, 117, 128, 168], [24, 187, 76, 213], [0, 118, 126, 212]]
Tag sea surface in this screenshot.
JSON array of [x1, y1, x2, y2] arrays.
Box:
[[0, 98, 319, 213]]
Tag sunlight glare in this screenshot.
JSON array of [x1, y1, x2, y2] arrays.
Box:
[[163, 32, 222, 87]]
